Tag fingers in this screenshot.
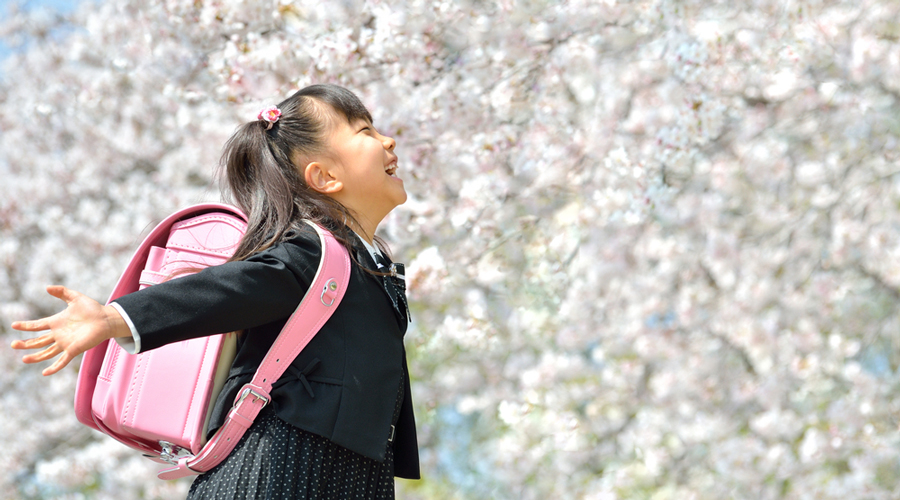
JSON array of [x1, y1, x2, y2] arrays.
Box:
[[21, 344, 61, 364], [43, 352, 72, 377], [10, 286, 71, 332], [9, 285, 95, 376], [9, 333, 55, 350], [46, 285, 78, 303], [13, 338, 69, 373], [47, 285, 81, 304], [10, 318, 52, 333]]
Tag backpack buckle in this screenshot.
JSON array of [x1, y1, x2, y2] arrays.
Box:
[[158, 441, 191, 465], [234, 387, 269, 409]]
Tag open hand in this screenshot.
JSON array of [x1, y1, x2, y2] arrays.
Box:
[[10, 285, 129, 376]]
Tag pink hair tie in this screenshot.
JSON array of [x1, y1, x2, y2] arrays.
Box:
[[257, 105, 282, 130]]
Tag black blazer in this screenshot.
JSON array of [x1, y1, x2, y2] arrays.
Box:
[[113, 224, 420, 479]]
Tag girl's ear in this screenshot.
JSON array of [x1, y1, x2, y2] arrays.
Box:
[[304, 161, 343, 194]]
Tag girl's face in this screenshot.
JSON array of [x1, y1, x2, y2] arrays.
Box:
[[324, 114, 407, 226]]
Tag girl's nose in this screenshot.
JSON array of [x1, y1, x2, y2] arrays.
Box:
[[382, 134, 396, 151]]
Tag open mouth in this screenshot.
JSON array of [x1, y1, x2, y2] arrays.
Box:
[[385, 163, 398, 176]]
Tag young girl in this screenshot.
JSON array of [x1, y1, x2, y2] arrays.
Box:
[[10, 84, 419, 499]]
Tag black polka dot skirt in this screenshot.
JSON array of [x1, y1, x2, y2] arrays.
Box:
[[187, 380, 403, 500]]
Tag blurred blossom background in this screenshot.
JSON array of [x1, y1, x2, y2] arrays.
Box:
[[2, 0, 900, 498]]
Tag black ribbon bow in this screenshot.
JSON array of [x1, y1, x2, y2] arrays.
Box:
[[288, 358, 321, 398]]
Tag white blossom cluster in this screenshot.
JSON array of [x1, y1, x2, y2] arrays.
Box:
[[2, 0, 900, 498]]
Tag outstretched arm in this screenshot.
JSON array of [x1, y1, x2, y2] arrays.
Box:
[[10, 285, 131, 376]]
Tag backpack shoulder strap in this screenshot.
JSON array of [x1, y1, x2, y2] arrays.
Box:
[[157, 221, 352, 480]]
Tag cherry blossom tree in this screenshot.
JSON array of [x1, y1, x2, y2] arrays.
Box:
[[2, 0, 899, 498]]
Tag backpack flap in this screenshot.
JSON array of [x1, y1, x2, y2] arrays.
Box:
[[73, 204, 247, 452]]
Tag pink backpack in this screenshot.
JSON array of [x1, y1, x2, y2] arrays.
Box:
[[73, 203, 350, 480]]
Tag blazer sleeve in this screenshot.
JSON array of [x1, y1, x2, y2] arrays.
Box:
[[112, 229, 321, 353]]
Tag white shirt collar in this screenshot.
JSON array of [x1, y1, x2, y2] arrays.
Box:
[[353, 231, 385, 269]]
